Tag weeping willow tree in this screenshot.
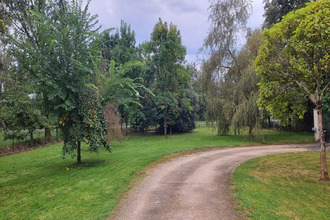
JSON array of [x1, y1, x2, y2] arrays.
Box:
[[204, 30, 263, 135], [202, 0, 264, 136]]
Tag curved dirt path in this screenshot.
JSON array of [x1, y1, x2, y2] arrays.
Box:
[[109, 144, 318, 220]]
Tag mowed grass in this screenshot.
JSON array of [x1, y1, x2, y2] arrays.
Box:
[[0, 128, 313, 219], [233, 151, 330, 219]]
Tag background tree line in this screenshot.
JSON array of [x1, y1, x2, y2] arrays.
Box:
[[0, 0, 204, 161], [200, 0, 321, 136], [200, 0, 329, 180]]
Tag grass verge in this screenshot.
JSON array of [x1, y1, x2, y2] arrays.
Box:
[[0, 128, 313, 219], [233, 151, 330, 219]]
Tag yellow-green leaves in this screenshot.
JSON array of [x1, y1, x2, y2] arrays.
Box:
[[256, 0, 330, 121]]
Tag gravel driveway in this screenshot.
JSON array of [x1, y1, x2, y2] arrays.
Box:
[[109, 144, 318, 220]]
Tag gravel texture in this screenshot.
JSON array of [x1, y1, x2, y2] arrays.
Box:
[[109, 144, 318, 220]]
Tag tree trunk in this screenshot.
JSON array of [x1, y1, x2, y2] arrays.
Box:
[[44, 95, 52, 143], [77, 140, 81, 164], [44, 127, 52, 143], [316, 106, 329, 181], [30, 130, 34, 146], [249, 125, 253, 136], [0, 81, 2, 110], [125, 122, 128, 136], [164, 108, 167, 137], [56, 127, 59, 142]]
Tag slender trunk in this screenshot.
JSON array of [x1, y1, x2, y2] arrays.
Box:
[[170, 126, 172, 135], [0, 81, 2, 110], [30, 130, 34, 146], [316, 106, 329, 181], [249, 125, 253, 137], [164, 108, 167, 137], [44, 127, 52, 143], [56, 127, 59, 142], [44, 95, 52, 143], [125, 122, 128, 136], [77, 140, 81, 164]]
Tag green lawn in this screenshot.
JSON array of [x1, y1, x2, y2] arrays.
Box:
[[0, 128, 313, 219], [233, 152, 330, 219]]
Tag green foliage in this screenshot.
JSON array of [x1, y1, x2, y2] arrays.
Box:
[[101, 20, 136, 66], [0, 91, 45, 135], [256, 0, 330, 120], [135, 18, 194, 134], [61, 91, 111, 158], [100, 20, 150, 133], [256, 0, 330, 180], [263, 0, 311, 28], [204, 29, 264, 136], [202, 1, 268, 136], [203, 0, 252, 75], [324, 93, 330, 112], [0, 71, 45, 142], [5, 0, 111, 161]]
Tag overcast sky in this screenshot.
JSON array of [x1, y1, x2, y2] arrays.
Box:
[[85, 0, 265, 64]]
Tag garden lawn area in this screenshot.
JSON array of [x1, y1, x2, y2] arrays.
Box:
[[233, 152, 330, 219], [0, 128, 313, 219]]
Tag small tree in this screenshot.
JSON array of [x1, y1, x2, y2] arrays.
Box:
[[256, 0, 330, 180]]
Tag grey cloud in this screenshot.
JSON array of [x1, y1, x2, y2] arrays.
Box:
[[84, 0, 264, 64]]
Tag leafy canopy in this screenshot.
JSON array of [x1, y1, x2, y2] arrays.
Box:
[[256, 0, 330, 121]]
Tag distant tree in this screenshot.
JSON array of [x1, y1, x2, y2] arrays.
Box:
[[204, 29, 263, 136], [3, 0, 69, 142], [186, 64, 207, 121], [256, 0, 329, 180], [100, 20, 146, 135], [0, 0, 11, 111], [202, 0, 266, 136], [98, 60, 147, 135], [203, 0, 251, 76], [101, 20, 136, 66], [263, 0, 311, 28], [148, 19, 193, 135], [0, 80, 45, 145]]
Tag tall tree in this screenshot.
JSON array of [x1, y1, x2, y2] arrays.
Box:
[[202, 0, 264, 135], [256, 0, 329, 180], [0, 0, 11, 111], [100, 21, 146, 135], [6, 0, 111, 163], [203, 0, 251, 75], [204, 29, 263, 135], [0, 80, 45, 145], [3, 0, 68, 142], [148, 19, 190, 136], [263, 0, 311, 28]]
